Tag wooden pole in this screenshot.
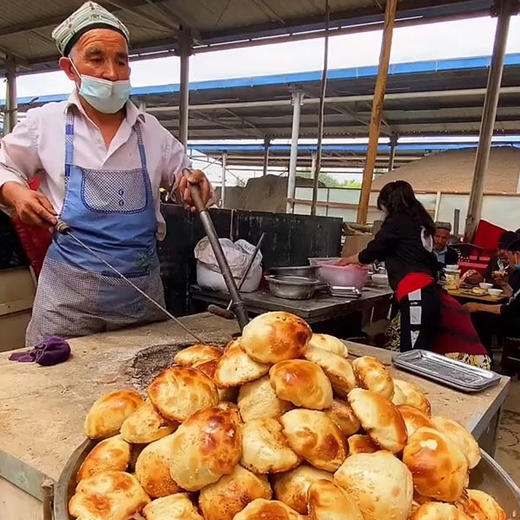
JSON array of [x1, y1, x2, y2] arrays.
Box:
[[464, 0, 515, 241], [262, 137, 270, 176], [356, 0, 398, 224]]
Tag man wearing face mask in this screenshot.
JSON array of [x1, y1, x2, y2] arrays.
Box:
[[0, 2, 212, 345]]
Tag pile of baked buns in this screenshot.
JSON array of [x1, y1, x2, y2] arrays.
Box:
[[69, 311, 507, 520]]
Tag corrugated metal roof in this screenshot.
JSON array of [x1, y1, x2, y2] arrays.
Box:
[[6, 53, 520, 140], [0, 0, 506, 74]]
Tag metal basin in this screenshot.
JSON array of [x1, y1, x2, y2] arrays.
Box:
[[265, 275, 323, 300], [54, 446, 519, 519], [268, 265, 318, 277]]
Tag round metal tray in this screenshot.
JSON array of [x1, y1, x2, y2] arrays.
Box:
[[54, 443, 520, 519]]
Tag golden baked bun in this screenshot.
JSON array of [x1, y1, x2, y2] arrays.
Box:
[[173, 344, 223, 367], [280, 409, 346, 472], [240, 311, 312, 363], [347, 434, 378, 455], [69, 471, 150, 520], [398, 405, 434, 438], [84, 389, 144, 439], [403, 427, 468, 502], [456, 489, 506, 520], [143, 493, 203, 520], [392, 379, 431, 416], [412, 502, 471, 520], [324, 399, 361, 436], [195, 359, 238, 402], [135, 434, 181, 498], [308, 479, 364, 520], [199, 464, 272, 520], [348, 388, 407, 453], [303, 347, 356, 398], [352, 356, 394, 399], [241, 417, 301, 474], [270, 360, 333, 410], [430, 416, 481, 469], [272, 465, 333, 514], [214, 339, 270, 387], [237, 375, 292, 422], [170, 404, 242, 490], [308, 333, 349, 358], [233, 499, 305, 520], [76, 435, 130, 482], [120, 400, 177, 444], [147, 366, 218, 422], [334, 451, 413, 520]]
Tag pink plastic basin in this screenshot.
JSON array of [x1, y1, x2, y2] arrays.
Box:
[[316, 262, 370, 289]]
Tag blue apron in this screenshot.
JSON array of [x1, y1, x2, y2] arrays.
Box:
[[26, 108, 165, 345]]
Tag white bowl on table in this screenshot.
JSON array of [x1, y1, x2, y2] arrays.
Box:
[[488, 288, 503, 297], [479, 282, 493, 290]]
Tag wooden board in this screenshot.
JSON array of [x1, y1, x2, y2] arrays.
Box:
[[448, 288, 507, 303]]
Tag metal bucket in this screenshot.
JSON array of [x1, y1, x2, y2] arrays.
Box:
[[54, 446, 519, 519]]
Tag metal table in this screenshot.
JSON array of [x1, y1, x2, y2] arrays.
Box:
[[191, 284, 393, 324]]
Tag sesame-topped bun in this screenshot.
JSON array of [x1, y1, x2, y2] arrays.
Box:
[[308, 333, 349, 358], [352, 356, 394, 399], [173, 344, 223, 367]]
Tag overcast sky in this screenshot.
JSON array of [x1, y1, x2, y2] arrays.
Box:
[[3, 14, 520, 99]]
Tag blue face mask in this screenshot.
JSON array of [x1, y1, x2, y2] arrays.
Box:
[[71, 61, 131, 114]]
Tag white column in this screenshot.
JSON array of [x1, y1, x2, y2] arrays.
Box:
[[221, 151, 227, 208], [286, 90, 304, 213]]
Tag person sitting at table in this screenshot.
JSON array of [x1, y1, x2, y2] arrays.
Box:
[[339, 180, 441, 352], [464, 238, 520, 352], [433, 221, 459, 268], [462, 230, 519, 286]]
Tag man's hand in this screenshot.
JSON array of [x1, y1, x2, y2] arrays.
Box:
[[336, 254, 360, 266], [177, 169, 212, 212], [0, 182, 57, 227], [461, 269, 483, 285], [463, 302, 484, 313]]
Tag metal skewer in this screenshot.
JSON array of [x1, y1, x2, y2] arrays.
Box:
[[54, 220, 204, 343], [183, 168, 250, 330]]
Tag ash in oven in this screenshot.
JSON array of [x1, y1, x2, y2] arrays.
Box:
[[124, 343, 191, 392]]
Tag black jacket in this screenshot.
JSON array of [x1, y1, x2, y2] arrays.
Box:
[[501, 269, 520, 324], [358, 213, 438, 291], [435, 246, 459, 269]]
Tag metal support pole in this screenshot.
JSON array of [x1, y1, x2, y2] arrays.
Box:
[[5, 55, 17, 133], [356, 0, 398, 224], [286, 90, 304, 213], [262, 137, 270, 176], [464, 0, 516, 241], [178, 28, 192, 149], [221, 151, 227, 208], [138, 100, 146, 112], [388, 133, 398, 172], [310, 0, 330, 216]]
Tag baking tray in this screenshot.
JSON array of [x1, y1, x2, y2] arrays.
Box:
[[393, 350, 501, 392], [328, 286, 361, 298]]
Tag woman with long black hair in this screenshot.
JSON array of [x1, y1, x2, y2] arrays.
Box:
[[340, 180, 441, 351]]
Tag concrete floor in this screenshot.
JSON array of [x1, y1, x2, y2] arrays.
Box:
[[495, 378, 520, 484]]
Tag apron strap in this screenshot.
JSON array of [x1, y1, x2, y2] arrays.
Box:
[[64, 108, 148, 174], [64, 108, 75, 179], [134, 122, 147, 171]]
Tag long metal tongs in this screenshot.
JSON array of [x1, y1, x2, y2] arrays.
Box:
[[183, 169, 250, 330]]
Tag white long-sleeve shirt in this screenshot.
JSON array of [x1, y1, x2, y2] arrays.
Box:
[[0, 90, 189, 239]]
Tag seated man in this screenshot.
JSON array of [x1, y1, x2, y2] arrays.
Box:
[[462, 230, 518, 286], [464, 238, 520, 352], [433, 222, 458, 268]]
